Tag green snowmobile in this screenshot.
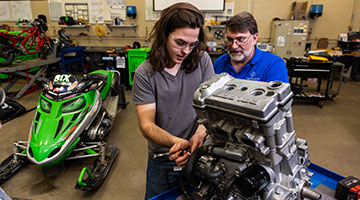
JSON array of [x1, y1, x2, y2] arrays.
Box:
[[0, 70, 126, 191]]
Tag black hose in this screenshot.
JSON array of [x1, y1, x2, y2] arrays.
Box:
[[212, 147, 246, 162], [181, 145, 215, 200], [184, 145, 214, 186], [183, 143, 243, 199], [201, 166, 224, 179]]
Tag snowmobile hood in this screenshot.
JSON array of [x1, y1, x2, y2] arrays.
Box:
[[27, 90, 102, 166]]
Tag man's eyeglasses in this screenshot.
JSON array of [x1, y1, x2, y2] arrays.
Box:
[[169, 33, 199, 50], [225, 34, 253, 46]]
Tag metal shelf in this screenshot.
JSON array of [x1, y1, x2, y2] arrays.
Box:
[[59, 25, 90, 32], [106, 24, 137, 32], [206, 25, 226, 32], [17, 25, 33, 28]]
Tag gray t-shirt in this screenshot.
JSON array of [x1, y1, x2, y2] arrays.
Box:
[[132, 51, 215, 155]]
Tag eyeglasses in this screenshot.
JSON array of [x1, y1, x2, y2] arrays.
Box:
[[169, 33, 199, 50], [225, 34, 253, 46]]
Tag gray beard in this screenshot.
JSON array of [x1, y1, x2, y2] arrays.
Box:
[[228, 45, 253, 63], [229, 53, 245, 62]]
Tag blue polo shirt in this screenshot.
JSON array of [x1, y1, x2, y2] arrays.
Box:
[[213, 46, 289, 83]]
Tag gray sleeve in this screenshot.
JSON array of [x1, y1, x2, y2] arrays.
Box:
[[132, 62, 156, 105], [200, 51, 215, 83]]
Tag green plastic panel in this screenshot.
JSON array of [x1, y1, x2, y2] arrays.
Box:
[[127, 47, 151, 85]]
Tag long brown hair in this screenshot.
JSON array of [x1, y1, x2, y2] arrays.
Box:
[[148, 2, 206, 73]]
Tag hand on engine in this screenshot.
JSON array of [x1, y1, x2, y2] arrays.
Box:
[[189, 124, 207, 153], [169, 138, 190, 167]]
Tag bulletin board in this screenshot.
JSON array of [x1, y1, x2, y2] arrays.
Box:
[[48, 0, 89, 22], [48, 0, 126, 23], [153, 0, 225, 11], [65, 3, 89, 21]]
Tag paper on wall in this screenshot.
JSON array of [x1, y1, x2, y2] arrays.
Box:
[[107, 0, 125, 6], [10, 1, 33, 20], [0, 2, 11, 21], [205, 1, 234, 21], [116, 56, 126, 69], [145, 0, 161, 21], [110, 5, 126, 19], [89, 0, 104, 24], [49, 1, 62, 21], [277, 36, 286, 47]]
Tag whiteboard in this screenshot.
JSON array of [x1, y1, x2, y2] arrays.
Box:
[[153, 0, 225, 12]]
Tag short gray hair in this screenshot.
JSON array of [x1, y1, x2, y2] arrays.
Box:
[[226, 11, 258, 34]]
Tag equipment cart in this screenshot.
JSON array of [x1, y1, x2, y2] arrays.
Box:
[[286, 58, 344, 108]]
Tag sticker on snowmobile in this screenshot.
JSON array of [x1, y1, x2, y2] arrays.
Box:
[[68, 81, 79, 91], [48, 90, 71, 96], [54, 87, 66, 93], [54, 74, 72, 83], [49, 81, 53, 90]]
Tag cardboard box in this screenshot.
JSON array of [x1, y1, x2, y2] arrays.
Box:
[[291, 1, 308, 20]]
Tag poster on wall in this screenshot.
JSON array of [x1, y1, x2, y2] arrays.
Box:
[[0, 1, 32, 21], [49, 1, 62, 21], [89, 0, 104, 24], [10, 1, 33, 21], [104, 0, 126, 21], [0, 2, 11, 21], [145, 0, 161, 21], [109, 5, 126, 20]]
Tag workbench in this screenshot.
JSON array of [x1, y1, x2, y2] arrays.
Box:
[[0, 57, 60, 99], [337, 51, 360, 81]]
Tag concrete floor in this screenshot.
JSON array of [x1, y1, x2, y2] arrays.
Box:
[[0, 80, 359, 199]]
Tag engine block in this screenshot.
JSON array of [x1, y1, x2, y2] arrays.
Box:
[[185, 73, 321, 200]]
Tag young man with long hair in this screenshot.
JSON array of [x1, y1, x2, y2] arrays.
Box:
[[132, 3, 214, 199]]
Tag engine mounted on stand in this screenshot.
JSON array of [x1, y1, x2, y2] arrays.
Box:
[[185, 73, 321, 200]]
